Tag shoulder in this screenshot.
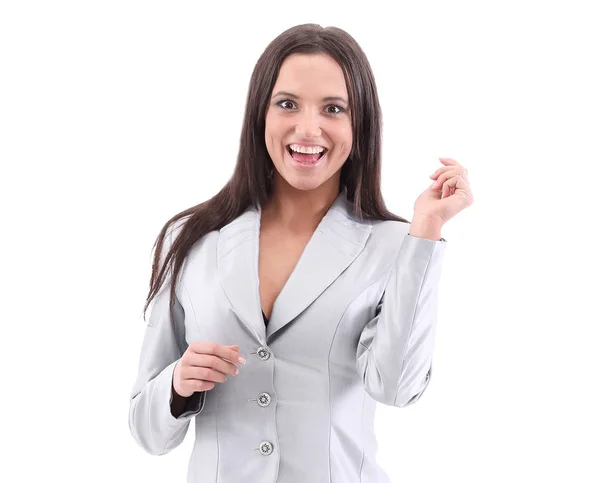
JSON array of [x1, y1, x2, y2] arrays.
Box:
[[169, 214, 222, 254], [368, 218, 411, 245], [159, 214, 220, 266], [353, 218, 411, 264]]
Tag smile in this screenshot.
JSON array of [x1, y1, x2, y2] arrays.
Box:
[[286, 144, 328, 160], [285, 144, 329, 169]]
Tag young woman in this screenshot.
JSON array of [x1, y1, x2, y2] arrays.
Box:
[[129, 23, 473, 483]]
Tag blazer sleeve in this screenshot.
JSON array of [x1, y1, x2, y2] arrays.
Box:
[[128, 219, 206, 456], [356, 234, 447, 408]]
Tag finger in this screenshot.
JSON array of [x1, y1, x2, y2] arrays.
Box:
[[442, 180, 456, 199], [439, 157, 461, 167], [183, 365, 228, 383], [189, 341, 245, 364], [429, 166, 453, 179], [439, 158, 469, 179], [186, 353, 241, 376], [224, 344, 240, 353], [433, 164, 470, 188], [431, 169, 458, 189], [431, 166, 468, 182], [182, 355, 238, 380], [452, 174, 474, 202], [441, 174, 469, 199]]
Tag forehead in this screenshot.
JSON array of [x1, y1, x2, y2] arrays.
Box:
[[273, 53, 348, 97]]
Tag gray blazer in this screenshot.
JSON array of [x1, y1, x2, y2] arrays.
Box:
[[129, 187, 447, 482]]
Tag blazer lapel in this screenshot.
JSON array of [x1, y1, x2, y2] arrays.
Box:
[[217, 187, 373, 343], [217, 207, 265, 341]]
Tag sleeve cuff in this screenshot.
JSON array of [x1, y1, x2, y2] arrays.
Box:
[[407, 234, 447, 243], [171, 390, 206, 419], [158, 360, 206, 426]]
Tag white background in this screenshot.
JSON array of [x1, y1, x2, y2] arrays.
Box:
[[1, 1, 598, 481]]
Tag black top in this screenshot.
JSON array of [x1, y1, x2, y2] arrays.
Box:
[[262, 310, 268, 325]]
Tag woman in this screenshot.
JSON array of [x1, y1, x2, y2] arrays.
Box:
[[129, 23, 473, 482]]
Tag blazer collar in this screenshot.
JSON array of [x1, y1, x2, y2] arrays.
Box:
[[217, 186, 373, 343]]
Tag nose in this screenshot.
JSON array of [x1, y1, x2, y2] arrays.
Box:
[[294, 109, 322, 138]]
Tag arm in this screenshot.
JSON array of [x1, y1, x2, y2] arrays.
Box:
[[128, 219, 206, 455], [128, 284, 206, 455], [356, 232, 447, 408]]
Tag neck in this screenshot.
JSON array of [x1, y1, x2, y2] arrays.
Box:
[[262, 176, 342, 234]]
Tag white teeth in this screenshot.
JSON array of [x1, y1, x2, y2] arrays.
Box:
[[288, 144, 325, 154]]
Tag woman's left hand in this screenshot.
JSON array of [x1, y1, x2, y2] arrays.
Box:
[[413, 157, 474, 226]]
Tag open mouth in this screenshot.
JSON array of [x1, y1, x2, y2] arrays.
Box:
[[286, 145, 328, 161]]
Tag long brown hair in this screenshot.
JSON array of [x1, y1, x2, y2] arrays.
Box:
[[143, 23, 409, 321]]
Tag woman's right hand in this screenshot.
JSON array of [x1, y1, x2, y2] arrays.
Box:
[[173, 342, 245, 398]]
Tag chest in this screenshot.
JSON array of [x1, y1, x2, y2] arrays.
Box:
[[258, 229, 312, 320]]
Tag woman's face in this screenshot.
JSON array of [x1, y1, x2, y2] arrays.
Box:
[[265, 53, 352, 193]]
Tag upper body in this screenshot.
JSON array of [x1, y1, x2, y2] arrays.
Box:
[[128, 24, 471, 483], [128, 186, 447, 482]]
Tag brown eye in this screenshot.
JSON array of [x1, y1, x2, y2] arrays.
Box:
[[277, 100, 296, 110], [326, 105, 344, 115]]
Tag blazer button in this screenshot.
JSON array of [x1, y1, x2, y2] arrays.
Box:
[[258, 441, 273, 455], [256, 346, 271, 360], [257, 392, 272, 407]]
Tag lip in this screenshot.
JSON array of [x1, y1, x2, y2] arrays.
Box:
[[285, 145, 328, 170], [285, 144, 328, 156]]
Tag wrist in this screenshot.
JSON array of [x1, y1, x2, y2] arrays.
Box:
[[409, 216, 443, 240]]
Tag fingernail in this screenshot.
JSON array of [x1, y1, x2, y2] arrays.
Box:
[[238, 356, 246, 364], [234, 367, 240, 375]]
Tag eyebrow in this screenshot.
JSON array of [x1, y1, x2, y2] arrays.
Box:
[[271, 90, 348, 106]]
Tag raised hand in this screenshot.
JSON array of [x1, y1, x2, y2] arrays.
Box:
[[413, 157, 474, 226]]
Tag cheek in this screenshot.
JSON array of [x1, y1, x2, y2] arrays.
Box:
[[265, 113, 285, 145], [264, 128, 278, 156], [337, 124, 353, 151], [338, 136, 352, 157]]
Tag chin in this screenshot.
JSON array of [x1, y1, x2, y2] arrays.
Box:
[[288, 178, 324, 191], [276, 172, 323, 191]]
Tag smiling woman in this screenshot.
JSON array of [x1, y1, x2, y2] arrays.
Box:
[[128, 22, 460, 483]]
